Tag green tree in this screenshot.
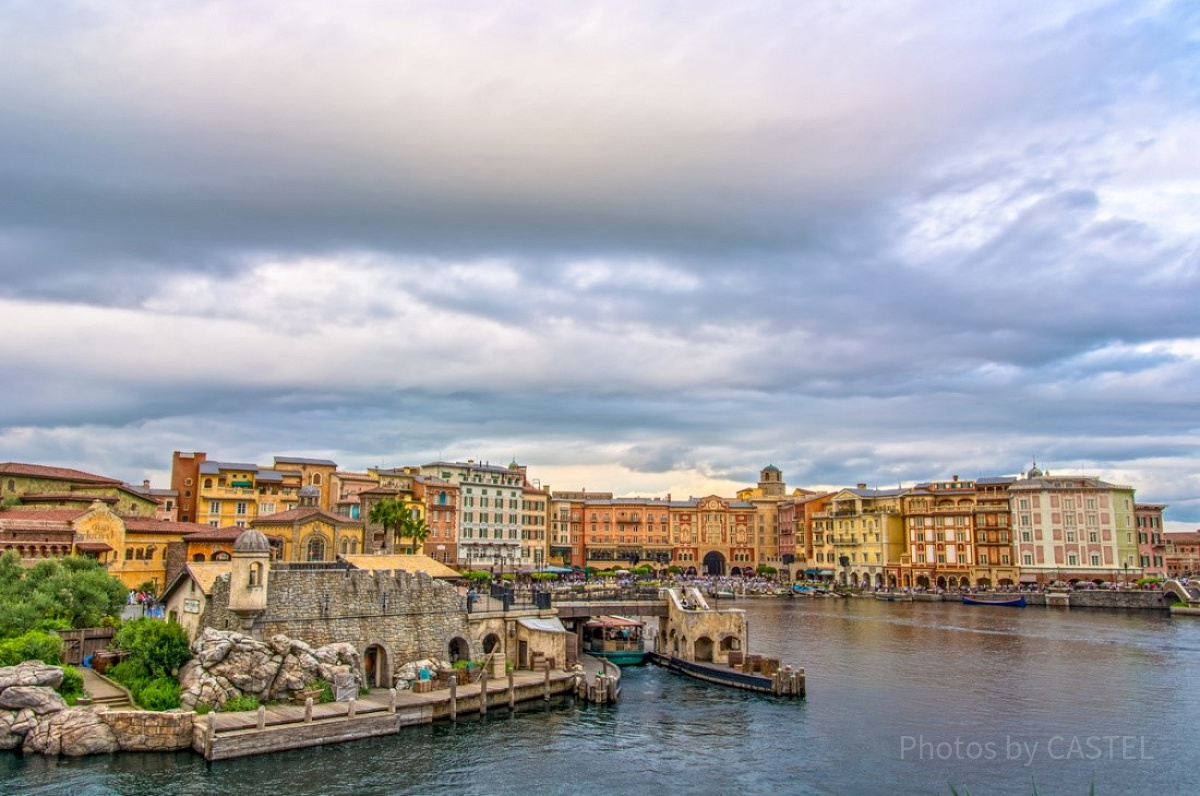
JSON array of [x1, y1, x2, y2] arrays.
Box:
[[400, 514, 428, 555], [0, 551, 126, 639], [367, 497, 407, 554]]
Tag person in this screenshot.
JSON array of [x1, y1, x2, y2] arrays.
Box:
[[680, 597, 691, 610], [467, 586, 477, 609]]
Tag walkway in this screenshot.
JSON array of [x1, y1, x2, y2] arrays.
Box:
[[79, 666, 132, 709]]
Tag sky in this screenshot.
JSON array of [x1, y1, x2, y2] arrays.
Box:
[[1, 1, 1198, 527]]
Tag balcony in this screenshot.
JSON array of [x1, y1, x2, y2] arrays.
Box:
[[203, 486, 258, 499]]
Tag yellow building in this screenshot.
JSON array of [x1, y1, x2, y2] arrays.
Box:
[[251, 486, 367, 562], [736, 465, 789, 573], [1, 462, 159, 516], [811, 486, 906, 588]]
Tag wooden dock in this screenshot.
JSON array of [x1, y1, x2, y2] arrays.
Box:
[[197, 668, 577, 761]]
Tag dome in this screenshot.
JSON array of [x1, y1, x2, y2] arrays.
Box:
[[762, 464, 781, 473], [299, 485, 320, 497], [233, 528, 271, 554], [1027, 461, 1043, 478]]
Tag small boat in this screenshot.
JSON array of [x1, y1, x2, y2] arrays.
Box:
[[962, 595, 1027, 608], [582, 616, 647, 665], [875, 593, 913, 602]]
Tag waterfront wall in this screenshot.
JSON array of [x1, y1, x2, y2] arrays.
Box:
[[1017, 591, 1173, 610], [202, 568, 470, 676]]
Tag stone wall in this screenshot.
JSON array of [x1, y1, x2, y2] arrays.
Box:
[[202, 568, 470, 680]]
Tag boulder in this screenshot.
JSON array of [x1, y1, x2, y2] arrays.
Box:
[[24, 708, 119, 756], [0, 686, 67, 715], [0, 662, 65, 692]]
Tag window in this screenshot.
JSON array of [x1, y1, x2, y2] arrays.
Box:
[[306, 537, 326, 561], [204, 478, 213, 488], [209, 501, 220, 514], [1023, 553, 1033, 566], [236, 502, 247, 515]]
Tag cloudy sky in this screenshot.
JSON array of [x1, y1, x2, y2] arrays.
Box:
[[2, 1, 1198, 525]]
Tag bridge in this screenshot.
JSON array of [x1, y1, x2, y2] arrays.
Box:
[[1165, 579, 1200, 615], [548, 586, 669, 619]]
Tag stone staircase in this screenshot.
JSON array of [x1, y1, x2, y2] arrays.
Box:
[[80, 666, 133, 709]]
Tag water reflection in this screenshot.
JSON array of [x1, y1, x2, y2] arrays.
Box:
[[5, 600, 1199, 795]]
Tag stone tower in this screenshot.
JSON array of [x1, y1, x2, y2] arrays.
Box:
[[229, 527, 271, 637], [758, 465, 785, 498]]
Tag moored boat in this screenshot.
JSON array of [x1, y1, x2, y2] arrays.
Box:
[[962, 595, 1027, 607], [875, 592, 913, 602], [582, 616, 647, 665]]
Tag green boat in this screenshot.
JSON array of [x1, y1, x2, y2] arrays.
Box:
[[582, 616, 647, 666]]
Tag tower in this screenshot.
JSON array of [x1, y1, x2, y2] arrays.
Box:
[[229, 528, 271, 637]]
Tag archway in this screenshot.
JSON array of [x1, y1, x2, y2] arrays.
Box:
[[977, 578, 992, 588], [958, 577, 970, 589], [482, 633, 502, 655], [936, 576, 947, 590], [448, 636, 471, 664], [363, 644, 390, 688], [719, 636, 741, 655], [694, 636, 714, 662], [685, 567, 698, 576], [730, 566, 742, 577], [702, 551, 726, 577], [916, 575, 930, 588]]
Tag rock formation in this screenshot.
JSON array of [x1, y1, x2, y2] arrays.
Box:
[[178, 628, 363, 710]]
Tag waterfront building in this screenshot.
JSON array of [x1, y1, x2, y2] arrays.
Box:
[[669, 495, 759, 576], [973, 476, 1019, 587], [1, 461, 159, 516], [897, 476, 977, 590], [172, 451, 340, 529], [358, 467, 424, 553], [419, 460, 525, 571], [736, 465, 791, 573], [250, 485, 367, 562], [813, 485, 906, 588], [1009, 464, 1138, 585], [793, 491, 835, 579], [1164, 531, 1200, 577], [414, 474, 459, 566], [778, 498, 798, 578], [182, 525, 284, 563], [549, 492, 600, 568], [1135, 503, 1167, 578], [521, 480, 550, 572], [581, 495, 674, 571]]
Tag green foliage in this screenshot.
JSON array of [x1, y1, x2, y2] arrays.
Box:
[[530, 572, 558, 581], [666, 565, 683, 574], [1136, 576, 1163, 587], [756, 565, 778, 575], [0, 551, 126, 639], [56, 665, 85, 703], [311, 678, 334, 703], [0, 629, 64, 666], [369, 497, 427, 553], [193, 702, 212, 716], [112, 618, 192, 678], [500, 572, 516, 581], [463, 570, 491, 582], [137, 677, 181, 710], [220, 695, 261, 712], [134, 580, 158, 597]]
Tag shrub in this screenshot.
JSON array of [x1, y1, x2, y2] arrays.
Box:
[[220, 695, 261, 713], [57, 665, 85, 704], [311, 678, 334, 703], [193, 703, 212, 716], [0, 630, 64, 666], [112, 618, 192, 678], [138, 677, 181, 711]]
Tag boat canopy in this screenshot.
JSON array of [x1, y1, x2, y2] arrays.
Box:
[[584, 616, 643, 629]]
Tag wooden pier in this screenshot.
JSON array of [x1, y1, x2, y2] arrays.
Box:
[[196, 668, 576, 761]]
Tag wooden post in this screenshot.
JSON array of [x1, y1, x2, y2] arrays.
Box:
[[449, 678, 457, 722], [206, 713, 216, 759], [388, 688, 397, 714], [348, 697, 356, 719], [256, 705, 266, 730], [479, 667, 488, 715], [508, 669, 515, 710], [543, 664, 551, 701], [304, 696, 313, 723]]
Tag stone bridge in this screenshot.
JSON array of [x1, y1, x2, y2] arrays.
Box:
[[551, 587, 669, 620]]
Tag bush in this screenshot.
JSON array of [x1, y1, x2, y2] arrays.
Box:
[[193, 702, 212, 716], [311, 678, 334, 703], [112, 618, 192, 678], [219, 695, 261, 713], [0, 630, 64, 666], [57, 665, 85, 704], [137, 677, 181, 711]]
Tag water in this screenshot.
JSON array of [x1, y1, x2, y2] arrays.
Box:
[[6, 599, 1200, 795]]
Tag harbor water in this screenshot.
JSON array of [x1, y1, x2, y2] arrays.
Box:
[[6, 598, 1199, 795]]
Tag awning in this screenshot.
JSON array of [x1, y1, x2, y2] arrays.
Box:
[[584, 616, 643, 629], [1019, 574, 1039, 582], [75, 542, 113, 553], [804, 569, 818, 575], [517, 617, 569, 634], [541, 565, 574, 574], [818, 570, 835, 576]]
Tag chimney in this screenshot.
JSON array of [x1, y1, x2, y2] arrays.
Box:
[[143, 479, 151, 489], [857, 483, 867, 489]]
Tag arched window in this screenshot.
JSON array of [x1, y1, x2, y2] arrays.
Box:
[[213, 551, 231, 561], [5, 479, 13, 492], [340, 538, 349, 555], [439, 492, 447, 505], [311, 473, 322, 486], [193, 553, 206, 562], [306, 536, 326, 561], [204, 478, 212, 488]]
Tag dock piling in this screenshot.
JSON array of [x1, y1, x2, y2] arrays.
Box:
[[480, 667, 488, 715], [449, 679, 457, 722], [304, 697, 313, 723], [508, 669, 515, 710]]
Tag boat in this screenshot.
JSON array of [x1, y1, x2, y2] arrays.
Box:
[[581, 615, 647, 665], [962, 595, 1027, 607], [875, 593, 913, 602]]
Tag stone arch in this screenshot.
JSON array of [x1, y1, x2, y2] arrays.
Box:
[[340, 538, 349, 555], [730, 566, 742, 577], [694, 636, 714, 662], [977, 577, 992, 588], [718, 635, 741, 654], [702, 551, 726, 576], [448, 636, 472, 664], [361, 642, 392, 689], [213, 551, 231, 561], [916, 575, 929, 588], [936, 576, 947, 590], [875, 573, 884, 588], [958, 577, 970, 589], [482, 633, 502, 655], [192, 553, 206, 562]]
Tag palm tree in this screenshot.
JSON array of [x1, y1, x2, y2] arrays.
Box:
[[400, 515, 429, 555], [367, 497, 406, 554]]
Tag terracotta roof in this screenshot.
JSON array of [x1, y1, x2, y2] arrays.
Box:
[[341, 553, 461, 579], [75, 541, 113, 553], [252, 507, 363, 526], [121, 518, 210, 535], [0, 462, 122, 485], [0, 509, 87, 531], [183, 526, 284, 544], [19, 493, 118, 504]]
